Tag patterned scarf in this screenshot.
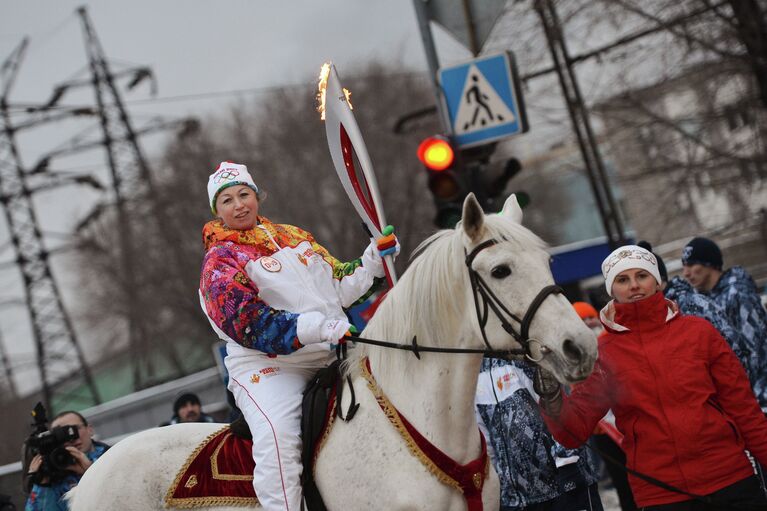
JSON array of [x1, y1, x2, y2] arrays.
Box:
[[203, 217, 297, 252]]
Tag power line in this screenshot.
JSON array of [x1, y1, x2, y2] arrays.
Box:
[[5, 69, 428, 114]]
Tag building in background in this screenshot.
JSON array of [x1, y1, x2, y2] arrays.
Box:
[[595, 59, 767, 284]]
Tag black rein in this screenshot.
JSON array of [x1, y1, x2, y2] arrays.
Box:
[[339, 237, 563, 361]]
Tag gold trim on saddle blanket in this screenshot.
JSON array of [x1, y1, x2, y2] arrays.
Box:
[[359, 357, 489, 494], [164, 426, 259, 509], [211, 432, 254, 481]]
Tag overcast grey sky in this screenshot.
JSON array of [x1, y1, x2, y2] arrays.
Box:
[[2, 1, 427, 103], [0, 0, 451, 394]]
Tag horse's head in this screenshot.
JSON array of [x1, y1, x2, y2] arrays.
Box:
[[459, 193, 597, 383]]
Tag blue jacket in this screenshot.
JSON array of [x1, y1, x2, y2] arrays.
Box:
[[475, 358, 598, 509], [666, 267, 767, 408], [25, 442, 108, 511]]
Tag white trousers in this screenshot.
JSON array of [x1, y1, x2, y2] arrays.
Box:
[[227, 350, 333, 511]]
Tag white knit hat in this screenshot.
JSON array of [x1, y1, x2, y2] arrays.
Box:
[[207, 161, 263, 214], [601, 245, 662, 297]]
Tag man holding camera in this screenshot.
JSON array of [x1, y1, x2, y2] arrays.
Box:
[[24, 411, 109, 511]]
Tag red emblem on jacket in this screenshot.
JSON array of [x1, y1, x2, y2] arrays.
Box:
[[259, 256, 281, 272]]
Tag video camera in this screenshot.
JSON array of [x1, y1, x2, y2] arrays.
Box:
[[25, 403, 79, 483]]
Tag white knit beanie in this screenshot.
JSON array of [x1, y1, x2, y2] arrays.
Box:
[[601, 245, 662, 297], [207, 161, 263, 214]]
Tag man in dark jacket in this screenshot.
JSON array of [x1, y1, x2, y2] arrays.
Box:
[[24, 411, 109, 511], [665, 236, 767, 410], [165, 393, 215, 425]]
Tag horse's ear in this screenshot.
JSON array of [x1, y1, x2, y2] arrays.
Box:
[[501, 194, 524, 224], [461, 193, 485, 242]]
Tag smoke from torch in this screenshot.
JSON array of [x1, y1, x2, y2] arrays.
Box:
[[317, 62, 352, 121]]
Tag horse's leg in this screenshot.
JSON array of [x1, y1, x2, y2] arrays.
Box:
[[228, 360, 315, 510], [318, 367, 503, 511], [482, 466, 501, 510]]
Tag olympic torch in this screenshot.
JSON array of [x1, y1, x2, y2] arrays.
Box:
[[317, 63, 397, 287]]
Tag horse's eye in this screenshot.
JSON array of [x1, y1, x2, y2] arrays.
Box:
[[491, 265, 512, 279]]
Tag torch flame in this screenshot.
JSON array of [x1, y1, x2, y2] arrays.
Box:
[[317, 62, 331, 120], [316, 62, 353, 121]]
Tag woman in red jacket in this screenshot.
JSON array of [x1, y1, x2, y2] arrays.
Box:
[[537, 244, 767, 510]]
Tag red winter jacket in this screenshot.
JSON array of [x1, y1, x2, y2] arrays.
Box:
[[542, 291, 767, 507]]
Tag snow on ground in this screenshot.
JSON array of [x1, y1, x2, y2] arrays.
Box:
[[599, 485, 621, 511]]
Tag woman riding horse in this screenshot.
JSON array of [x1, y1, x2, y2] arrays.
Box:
[[68, 193, 598, 511], [199, 161, 398, 510]]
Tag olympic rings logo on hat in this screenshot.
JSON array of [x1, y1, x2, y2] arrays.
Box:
[[213, 168, 240, 184]]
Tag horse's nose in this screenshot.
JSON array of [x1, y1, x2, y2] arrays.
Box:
[[562, 339, 584, 365]]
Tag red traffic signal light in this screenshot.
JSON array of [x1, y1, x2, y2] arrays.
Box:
[[417, 136, 454, 171], [417, 135, 465, 228]]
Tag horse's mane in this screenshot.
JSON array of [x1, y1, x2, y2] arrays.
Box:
[[344, 214, 547, 381]]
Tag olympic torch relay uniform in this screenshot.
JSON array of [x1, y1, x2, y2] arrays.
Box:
[[199, 217, 384, 510]]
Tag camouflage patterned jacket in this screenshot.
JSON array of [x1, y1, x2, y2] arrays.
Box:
[[666, 268, 767, 408], [475, 358, 598, 509]]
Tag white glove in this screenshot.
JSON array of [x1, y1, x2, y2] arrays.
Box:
[[320, 318, 351, 343], [361, 241, 386, 278], [297, 311, 351, 345]]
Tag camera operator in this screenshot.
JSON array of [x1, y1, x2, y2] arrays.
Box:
[[24, 411, 109, 511]]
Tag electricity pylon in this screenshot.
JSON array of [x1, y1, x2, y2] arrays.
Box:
[[77, 6, 187, 389], [0, 39, 101, 410]]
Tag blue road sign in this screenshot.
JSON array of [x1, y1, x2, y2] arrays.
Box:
[[438, 52, 528, 148]]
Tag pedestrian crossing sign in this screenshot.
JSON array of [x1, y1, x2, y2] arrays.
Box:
[[438, 52, 529, 148]]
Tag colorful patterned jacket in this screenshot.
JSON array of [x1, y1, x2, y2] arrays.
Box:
[[666, 268, 767, 409], [199, 218, 382, 356], [475, 358, 598, 509]]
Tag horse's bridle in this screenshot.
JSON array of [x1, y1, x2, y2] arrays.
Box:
[[465, 238, 564, 362], [336, 236, 563, 421], [344, 237, 564, 362]]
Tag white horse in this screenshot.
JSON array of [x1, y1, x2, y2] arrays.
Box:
[[69, 194, 597, 511]]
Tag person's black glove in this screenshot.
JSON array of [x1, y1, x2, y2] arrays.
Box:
[[533, 366, 563, 416]]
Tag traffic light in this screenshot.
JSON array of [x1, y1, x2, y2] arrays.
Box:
[[418, 136, 528, 227], [417, 136, 454, 171], [478, 157, 529, 212], [417, 136, 466, 229]]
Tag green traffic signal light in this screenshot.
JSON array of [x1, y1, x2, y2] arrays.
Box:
[[434, 206, 462, 230]]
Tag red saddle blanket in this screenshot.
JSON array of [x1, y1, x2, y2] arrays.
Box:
[[165, 427, 258, 508]]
